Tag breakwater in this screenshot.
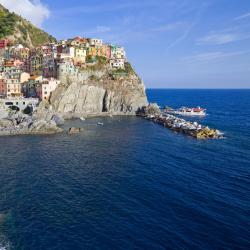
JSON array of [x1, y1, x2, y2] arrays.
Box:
[[137, 104, 223, 139]]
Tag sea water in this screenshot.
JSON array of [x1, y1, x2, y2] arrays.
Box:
[[0, 89, 249, 249]]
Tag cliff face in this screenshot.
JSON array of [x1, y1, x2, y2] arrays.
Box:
[[50, 69, 148, 118], [0, 4, 56, 47]]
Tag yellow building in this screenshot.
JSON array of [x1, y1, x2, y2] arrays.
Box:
[[20, 48, 30, 61], [73, 48, 86, 66], [87, 47, 97, 57], [75, 48, 86, 61], [6, 78, 22, 98]]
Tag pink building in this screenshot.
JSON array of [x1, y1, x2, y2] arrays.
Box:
[[13, 59, 24, 67], [0, 39, 9, 49], [36, 78, 60, 101], [100, 45, 111, 58]]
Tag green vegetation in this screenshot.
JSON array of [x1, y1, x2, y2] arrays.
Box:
[[0, 4, 56, 47], [88, 75, 98, 81], [23, 22, 56, 47], [124, 62, 135, 74], [86, 55, 97, 64], [97, 56, 107, 65], [86, 56, 107, 64], [86, 56, 108, 70], [0, 9, 18, 39], [111, 62, 135, 76]]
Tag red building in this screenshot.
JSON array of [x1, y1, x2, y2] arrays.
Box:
[[0, 39, 9, 49], [57, 45, 63, 54]]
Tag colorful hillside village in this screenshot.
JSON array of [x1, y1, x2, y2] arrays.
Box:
[[0, 37, 126, 112]]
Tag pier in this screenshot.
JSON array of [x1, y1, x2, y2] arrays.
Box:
[[137, 104, 223, 139]]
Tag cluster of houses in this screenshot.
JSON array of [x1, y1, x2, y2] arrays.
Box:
[[0, 36, 126, 111]]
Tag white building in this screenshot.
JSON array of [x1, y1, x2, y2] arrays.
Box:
[[110, 46, 126, 69], [0, 97, 39, 111], [111, 46, 126, 59], [110, 59, 125, 69], [20, 72, 30, 84], [89, 38, 103, 47], [61, 46, 75, 58], [36, 78, 60, 101], [57, 61, 79, 80]]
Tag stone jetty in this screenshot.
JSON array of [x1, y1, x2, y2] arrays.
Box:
[[137, 104, 223, 139]]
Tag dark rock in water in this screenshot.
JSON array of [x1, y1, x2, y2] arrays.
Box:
[[137, 103, 161, 116], [51, 114, 65, 126], [67, 127, 84, 134], [0, 213, 6, 225]]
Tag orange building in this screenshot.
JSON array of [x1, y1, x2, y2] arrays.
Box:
[[0, 78, 6, 97], [87, 45, 111, 58]]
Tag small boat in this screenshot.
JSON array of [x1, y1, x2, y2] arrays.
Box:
[[165, 106, 206, 117], [80, 117, 85, 121], [97, 122, 104, 126]]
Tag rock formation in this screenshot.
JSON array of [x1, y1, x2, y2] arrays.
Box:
[[0, 106, 64, 136], [67, 127, 84, 134], [50, 66, 148, 119]]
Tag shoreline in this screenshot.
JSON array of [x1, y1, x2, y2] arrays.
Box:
[[0, 104, 224, 139], [0, 112, 136, 137]]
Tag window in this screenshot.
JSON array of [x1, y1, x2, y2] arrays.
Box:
[[5, 102, 13, 105]]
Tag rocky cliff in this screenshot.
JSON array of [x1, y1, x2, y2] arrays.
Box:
[[50, 66, 148, 118]]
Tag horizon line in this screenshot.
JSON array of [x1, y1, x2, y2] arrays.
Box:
[[146, 88, 250, 90]]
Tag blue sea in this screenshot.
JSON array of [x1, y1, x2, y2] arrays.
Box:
[[0, 89, 249, 250]]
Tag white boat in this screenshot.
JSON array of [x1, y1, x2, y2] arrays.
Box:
[[166, 106, 206, 117], [97, 122, 104, 126], [80, 117, 85, 121]]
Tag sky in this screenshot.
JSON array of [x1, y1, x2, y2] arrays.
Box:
[[1, 0, 250, 88]]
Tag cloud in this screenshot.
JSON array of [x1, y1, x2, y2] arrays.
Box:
[[235, 12, 250, 20], [0, 0, 50, 27], [164, 1, 209, 52], [152, 22, 186, 32], [197, 32, 250, 45], [165, 22, 195, 51], [94, 26, 111, 33], [53, 1, 158, 16], [183, 51, 250, 63], [83, 26, 111, 37]]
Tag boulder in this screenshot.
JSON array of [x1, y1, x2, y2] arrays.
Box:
[[29, 120, 63, 134], [0, 110, 64, 136], [67, 127, 84, 134], [51, 114, 64, 126], [137, 103, 161, 116], [0, 119, 13, 128]]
